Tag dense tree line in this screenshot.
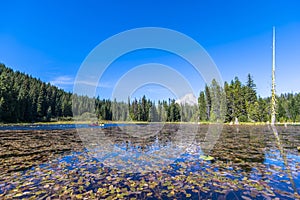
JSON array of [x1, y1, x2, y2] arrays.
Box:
[[198, 74, 267, 123], [1, 64, 300, 123], [198, 74, 300, 123], [78, 76, 300, 123], [74, 76, 300, 123], [277, 93, 300, 122], [93, 95, 182, 122], [0, 64, 72, 122], [73, 95, 183, 122]]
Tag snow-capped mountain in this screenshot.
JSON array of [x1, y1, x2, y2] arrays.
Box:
[[175, 93, 198, 105]]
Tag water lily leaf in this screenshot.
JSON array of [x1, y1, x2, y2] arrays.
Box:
[[13, 193, 24, 197], [167, 190, 175, 197], [200, 155, 214, 161], [85, 181, 90, 187], [147, 192, 153, 196]]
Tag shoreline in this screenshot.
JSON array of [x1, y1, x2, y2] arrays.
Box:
[[1, 120, 300, 126]]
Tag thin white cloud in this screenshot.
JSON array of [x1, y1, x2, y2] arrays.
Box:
[[52, 77, 111, 88], [75, 80, 112, 88], [50, 75, 74, 85], [51, 75, 113, 90]]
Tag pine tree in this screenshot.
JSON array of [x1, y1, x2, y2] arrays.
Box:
[[205, 84, 211, 120], [209, 79, 226, 122], [245, 74, 257, 121], [277, 98, 286, 122], [224, 81, 234, 122], [257, 97, 269, 122], [157, 100, 163, 122], [198, 91, 207, 121], [232, 77, 247, 122], [288, 95, 299, 122], [149, 101, 159, 122], [37, 83, 46, 119]]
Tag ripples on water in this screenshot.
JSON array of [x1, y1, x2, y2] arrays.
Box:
[[0, 124, 299, 199]]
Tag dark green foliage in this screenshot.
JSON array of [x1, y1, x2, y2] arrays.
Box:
[[231, 77, 247, 121], [149, 101, 159, 122], [157, 100, 165, 121], [245, 74, 257, 105], [257, 97, 269, 122], [37, 83, 46, 118], [245, 74, 257, 121], [222, 75, 263, 122], [209, 79, 226, 122], [200, 74, 300, 123], [287, 94, 300, 122], [0, 64, 73, 122], [224, 81, 234, 122], [167, 99, 181, 122], [198, 91, 207, 121], [205, 85, 211, 120], [127, 97, 180, 122], [1, 63, 300, 123], [180, 103, 198, 122], [277, 96, 286, 122]]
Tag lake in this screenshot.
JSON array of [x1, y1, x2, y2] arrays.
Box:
[[0, 124, 299, 199]]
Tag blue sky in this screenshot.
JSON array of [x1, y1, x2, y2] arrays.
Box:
[[0, 0, 300, 100]]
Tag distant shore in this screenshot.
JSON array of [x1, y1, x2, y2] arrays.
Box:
[[1, 120, 300, 126]]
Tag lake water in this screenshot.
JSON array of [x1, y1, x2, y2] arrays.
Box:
[[0, 123, 125, 131], [0, 124, 299, 199]]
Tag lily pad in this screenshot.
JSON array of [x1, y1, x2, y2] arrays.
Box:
[[200, 155, 215, 161]]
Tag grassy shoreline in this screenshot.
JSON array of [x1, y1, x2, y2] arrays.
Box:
[[1, 120, 300, 126]]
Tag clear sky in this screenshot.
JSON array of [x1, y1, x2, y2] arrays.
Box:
[[0, 0, 299, 100]]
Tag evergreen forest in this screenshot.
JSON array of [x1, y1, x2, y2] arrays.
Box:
[[1, 63, 299, 123]]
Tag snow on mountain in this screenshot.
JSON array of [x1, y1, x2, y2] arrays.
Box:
[[175, 93, 198, 105]]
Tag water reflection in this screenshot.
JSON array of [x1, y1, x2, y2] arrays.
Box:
[[210, 125, 269, 171], [1, 124, 300, 199], [80, 123, 200, 172]]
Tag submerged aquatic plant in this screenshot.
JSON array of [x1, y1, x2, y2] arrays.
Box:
[[0, 124, 299, 199]]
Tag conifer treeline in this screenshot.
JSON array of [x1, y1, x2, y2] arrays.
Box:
[[73, 96, 184, 122], [1, 63, 300, 123], [0, 64, 72, 122]]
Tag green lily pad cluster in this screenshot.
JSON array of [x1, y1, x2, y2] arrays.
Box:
[[0, 124, 299, 199]]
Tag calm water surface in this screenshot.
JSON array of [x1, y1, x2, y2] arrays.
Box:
[[0, 124, 299, 199]]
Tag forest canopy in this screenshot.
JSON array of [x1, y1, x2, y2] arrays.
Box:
[[0, 63, 299, 123]]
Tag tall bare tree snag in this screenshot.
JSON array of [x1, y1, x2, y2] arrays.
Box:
[[271, 27, 276, 125]]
